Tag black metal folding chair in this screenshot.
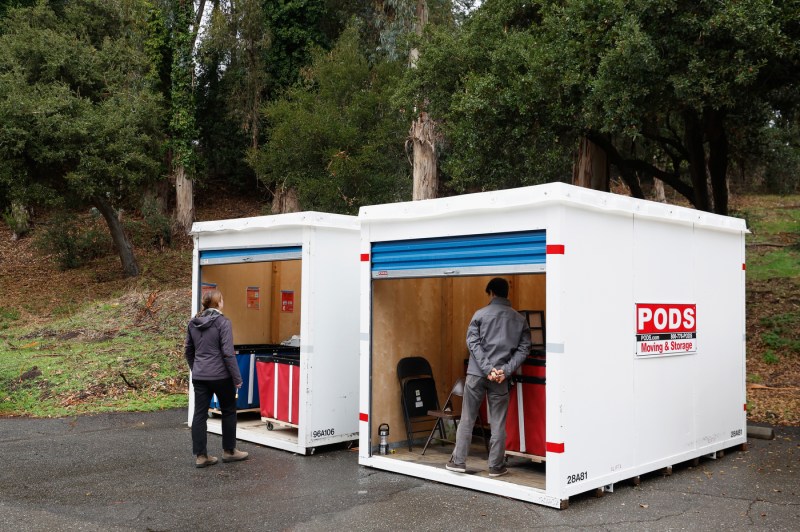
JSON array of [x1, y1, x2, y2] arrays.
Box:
[[397, 356, 442, 452]]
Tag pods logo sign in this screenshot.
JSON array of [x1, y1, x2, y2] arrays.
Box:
[[635, 303, 697, 357]]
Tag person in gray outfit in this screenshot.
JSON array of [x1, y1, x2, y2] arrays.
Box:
[[447, 278, 531, 477], [185, 290, 249, 467]]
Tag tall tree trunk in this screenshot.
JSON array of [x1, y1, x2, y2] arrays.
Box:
[[175, 165, 194, 232], [684, 109, 711, 212], [410, 111, 438, 200], [705, 109, 729, 215], [572, 137, 609, 191], [653, 178, 667, 203], [170, 0, 197, 234], [271, 184, 300, 214], [8, 201, 30, 240], [409, 0, 437, 201], [619, 166, 646, 199], [92, 196, 139, 277], [584, 132, 645, 199]]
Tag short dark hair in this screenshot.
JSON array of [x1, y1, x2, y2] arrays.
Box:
[[485, 277, 509, 298]]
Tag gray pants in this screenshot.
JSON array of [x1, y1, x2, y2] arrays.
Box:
[[452, 374, 509, 469]]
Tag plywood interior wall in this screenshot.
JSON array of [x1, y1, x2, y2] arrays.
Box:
[[370, 274, 546, 445], [201, 260, 302, 345]]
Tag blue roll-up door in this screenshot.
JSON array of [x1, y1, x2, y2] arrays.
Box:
[[199, 246, 302, 266], [371, 230, 546, 279]]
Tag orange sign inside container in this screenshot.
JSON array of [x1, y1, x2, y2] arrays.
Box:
[[281, 290, 294, 312], [246, 286, 260, 310]]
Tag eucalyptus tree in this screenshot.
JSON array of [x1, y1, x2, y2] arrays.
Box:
[[375, 0, 462, 200], [0, 0, 163, 276]]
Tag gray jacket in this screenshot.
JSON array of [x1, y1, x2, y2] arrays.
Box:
[[466, 297, 531, 378], [184, 309, 242, 386]]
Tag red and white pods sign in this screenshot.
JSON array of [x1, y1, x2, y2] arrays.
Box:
[[635, 303, 697, 357]]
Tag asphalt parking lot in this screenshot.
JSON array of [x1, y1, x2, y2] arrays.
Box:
[[0, 409, 797, 531]]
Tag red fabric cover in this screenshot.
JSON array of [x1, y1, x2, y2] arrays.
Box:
[[505, 359, 546, 456], [256, 359, 276, 419], [257, 359, 299, 424], [276, 362, 300, 424], [291, 364, 300, 424]]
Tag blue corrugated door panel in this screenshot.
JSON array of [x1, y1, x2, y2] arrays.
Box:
[[199, 246, 302, 265], [371, 230, 546, 278]]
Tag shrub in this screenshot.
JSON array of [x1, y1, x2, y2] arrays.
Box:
[[35, 212, 113, 270]]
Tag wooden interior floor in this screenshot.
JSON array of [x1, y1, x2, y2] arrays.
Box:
[[385, 440, 546, 490]]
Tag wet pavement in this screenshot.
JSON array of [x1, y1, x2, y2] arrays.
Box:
[[0, 409, 797, 531]]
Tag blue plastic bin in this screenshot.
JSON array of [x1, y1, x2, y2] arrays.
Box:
[[210, 351, 260, 410]]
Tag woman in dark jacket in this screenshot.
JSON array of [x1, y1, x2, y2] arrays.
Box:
[[185, 290, 249, 467]]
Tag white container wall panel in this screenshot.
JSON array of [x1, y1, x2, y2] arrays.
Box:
[[556, 205, 638, 498], [542, 205, 566, 497], [632, 217, 698, 468], [691, 228, 747, 451], [634, 355, 696, 469], [632, 217, 697, 301], [303, 226, 361, 446], [357, 220, 373, 455]]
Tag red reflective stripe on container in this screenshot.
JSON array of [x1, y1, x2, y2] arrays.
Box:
[[742, 263, 746, 270], [546, 441, 565, 453], [744, 403, 747, 411], [360, 253, 370, 262], [359, 412, 369, 422], [546, 244, 565, 255]]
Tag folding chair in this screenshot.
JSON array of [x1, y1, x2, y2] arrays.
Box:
[[421, 377, 489, 455], [397, 356, 442, 451]]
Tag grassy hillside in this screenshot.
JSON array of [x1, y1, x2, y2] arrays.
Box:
[[0, 194, 264, 417], [731, 194, 800, 426], [0, 193, 797, 424]]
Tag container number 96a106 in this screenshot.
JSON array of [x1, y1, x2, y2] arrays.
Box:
[[312, 428, 335, 439]]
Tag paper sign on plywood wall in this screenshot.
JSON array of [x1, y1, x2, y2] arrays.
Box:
[[246, 286, 260, 310], [281, 290, 294, 312]]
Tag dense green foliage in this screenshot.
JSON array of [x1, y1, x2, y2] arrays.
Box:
[[398, 0, 800, 210], [249, 27, 411, 212], [0, 0, 33, 20], [0, 0, 163, 220], [1, 0, 799, 273]]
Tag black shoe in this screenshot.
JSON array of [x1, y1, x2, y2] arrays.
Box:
[[446, 459, 466, 473], [488, 466, 508, 477]]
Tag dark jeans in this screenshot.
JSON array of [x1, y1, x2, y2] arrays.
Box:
[[192, 378, 237, 456]]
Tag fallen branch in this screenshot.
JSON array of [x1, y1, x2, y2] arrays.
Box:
[[747, 383, 799, 391], [119, 373, 138, 389], [746, 242, 791, 248]]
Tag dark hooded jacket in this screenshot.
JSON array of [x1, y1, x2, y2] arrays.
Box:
[[184, 309, 242, 386]]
